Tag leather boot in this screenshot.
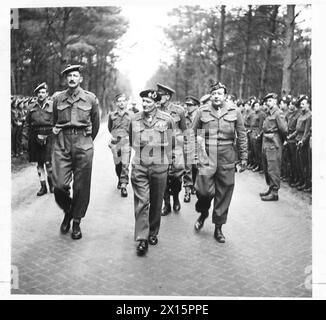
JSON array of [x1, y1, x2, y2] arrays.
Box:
[[261, 189, 279, 201], [47, 177, 54, 193], [37, 181, 47, 196], [194, 211, 208, 232], [259, 187, 271, 197], [161, 195, 171, 216], [71, 220, 82, 240], [60, 211, 72, 234], [214, 224, 225, 243], [297, 183, 307, 191], [173, 193, 181, 212]]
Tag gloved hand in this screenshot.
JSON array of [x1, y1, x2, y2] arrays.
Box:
[[239, 160, 247, 173]]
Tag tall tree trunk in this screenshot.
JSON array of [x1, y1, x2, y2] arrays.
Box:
[[216, 5, 226, 82], [259, 5, 279, 98], [239, 5, 252, 99], [281, 5, 295, 96]]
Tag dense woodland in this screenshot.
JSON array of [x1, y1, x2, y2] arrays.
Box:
[[146, 4, 311, 101], [11, 7, 132, 115]]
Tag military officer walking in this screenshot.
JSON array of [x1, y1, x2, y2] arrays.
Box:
[[260, 93, 288, 201], [108, 93, 133, 197], [192, 82, 247, 243], [156, 83, 187, 215], [183, 95, 200, 202], [25, 82, 54, 196], [130, 89, 174, 256], [52, 65, 100, 240]]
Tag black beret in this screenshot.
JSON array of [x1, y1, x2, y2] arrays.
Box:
[[61, 64, 83, 76], [156, 83, 175, 96], [139, 89, 161, 102], [33, 82, 48, 94], [185, 95, 200, 106], [262, 92, 278, 102], [210, 82, 227, 93]]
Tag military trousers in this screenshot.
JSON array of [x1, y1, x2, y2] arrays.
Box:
[[195, 144, 236, 225], [297, 142, 310, 184], [131, 163, 168, 241], [287, 141, 299, 183], [262, 142, 282, 190], [110, 139, 131, 185], [52, 129, 94, 219]]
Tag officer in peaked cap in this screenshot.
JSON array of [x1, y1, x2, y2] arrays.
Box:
[[108, 92, 133, 197], [192, 81, 247, 243], [52, 64, 100, 240], [25, 82, 54, 196], [200, 94, 211, 107], [130, 89, 174, 256], [260, 92, 287, 201], [156, 83, 187, 216], [183, 95, 200, 202]]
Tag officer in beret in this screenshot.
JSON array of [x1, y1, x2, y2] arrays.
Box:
[[129, 89, 174, 256], [287, 95, 312, 191], [52, 65, 100, 240], [284, 97, 301, 187], [183, 95, 200, 202], [192, 82, 247, 243], [156, 83, 187, 216], [108, 93, 133, 197], [260, 93, 287, 201], [25, 83, 54, 196]]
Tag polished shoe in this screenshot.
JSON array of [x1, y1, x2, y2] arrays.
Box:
[[121, 187, 128, 197], [173, 196, 181, 211], [293, 181, 303, 187], [37, 181, 47, 196], [194, 212, 208, 232], [148, 235, 158, 246], [214, 224, 225, 243], [304, 186, 312, 193], [259, 187, 271, 197], [136, 240, 148, 256], [184, 192, 191, 203], [261, 191, 279, 201], [71, 221, 82, 240], [161, 203, 171, 216], [47, 177, 54, 193], [60, 212, 72, 234], [258, 170, 264, 174], [247, 164, 254, 170], [252, 166, 260, 172], [282, 177, 289, 182], [289, 181, 297, 187], [117, 181, 121, 189], [297, 183, 306, 191]]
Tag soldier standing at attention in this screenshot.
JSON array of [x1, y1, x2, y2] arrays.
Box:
[[260, 93, 288, 201], [192, 82, 247, 243], [183, 95, 200, 202], [25, 83, 54, 196], [52, 65, 100, 240], [156, 83, 187, 216], [129, 89, 174, 256], [108, 93, 133, 197]]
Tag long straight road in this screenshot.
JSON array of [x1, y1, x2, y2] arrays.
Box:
[[11, 124, 312, 297]]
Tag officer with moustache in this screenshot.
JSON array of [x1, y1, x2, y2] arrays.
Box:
[[26, 82, 54, 196], [192, 82, 247, 243], [129, 89, 174, 256], [52, 65, 100, 240], [156, 83, 187, 216]]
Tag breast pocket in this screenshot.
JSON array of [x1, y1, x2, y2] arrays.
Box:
[[220, 114, 237, 136], [43, 109, 53, 122], [153, 124, 169, 146], [57, 104, 70, 124], [201, 116, 216, 131], [76, 104, 92, 124]]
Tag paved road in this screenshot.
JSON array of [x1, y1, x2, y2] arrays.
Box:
[[11, 125, 312, 297]]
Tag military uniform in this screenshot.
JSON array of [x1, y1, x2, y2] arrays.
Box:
[[108, 108, 133, 191], [192, 99, 247, 228], [243, 107, 254, 168], [157, 84, 187, 214], [130, 91, 174, 254], [288, 104, 311, 190], [52, 85, 100, 226], [261, 95, 288, 200]]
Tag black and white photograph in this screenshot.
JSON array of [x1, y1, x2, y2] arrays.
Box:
[[2, 0, 325, 300]]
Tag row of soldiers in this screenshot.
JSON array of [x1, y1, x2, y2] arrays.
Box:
[[239, 94, 312, 193]]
